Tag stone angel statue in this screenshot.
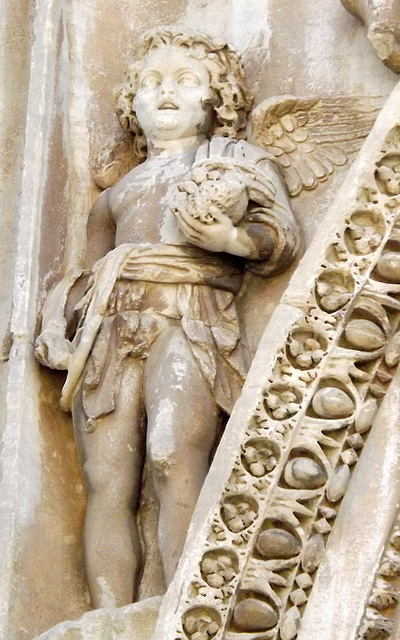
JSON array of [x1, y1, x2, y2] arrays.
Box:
[[34, 26, 382, 610]]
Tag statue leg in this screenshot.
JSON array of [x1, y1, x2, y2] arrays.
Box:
[[144, 324, 220, 584], [72, 358, 146, 608]]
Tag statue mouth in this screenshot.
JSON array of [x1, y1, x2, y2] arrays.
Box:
[[158, 101, 179, 110]]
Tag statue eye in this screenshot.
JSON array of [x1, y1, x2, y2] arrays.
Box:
[[140, 74, 161, 88], [178, 72, 200, 87]]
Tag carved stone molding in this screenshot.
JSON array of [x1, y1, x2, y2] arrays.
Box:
[[154, 81, 400, 640]]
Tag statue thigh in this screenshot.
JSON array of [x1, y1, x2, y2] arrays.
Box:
[[72, 321, 220, 503], [143, 322, 221, 581], [72, 358, 147, 509], [144, 322, 220, 492]]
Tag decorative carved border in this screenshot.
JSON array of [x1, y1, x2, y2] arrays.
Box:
[[154, 85, 400, 640]]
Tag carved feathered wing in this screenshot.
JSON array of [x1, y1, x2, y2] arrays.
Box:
[[248, 95, 385, 196]]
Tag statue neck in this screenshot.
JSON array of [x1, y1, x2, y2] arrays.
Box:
[[146, 134, 207, 158]]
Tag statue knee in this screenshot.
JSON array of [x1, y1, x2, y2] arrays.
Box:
[[83, 459, 109, 495], [83, 459, 132, 506], [147, 435, 177, 484]]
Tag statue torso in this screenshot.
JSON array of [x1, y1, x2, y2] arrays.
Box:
[[109, 147, 197, 247]]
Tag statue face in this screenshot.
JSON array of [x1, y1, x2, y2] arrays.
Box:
[[134, 45, 214, 142]]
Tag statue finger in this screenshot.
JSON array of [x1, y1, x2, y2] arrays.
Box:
[[177, 216, 204, 241]]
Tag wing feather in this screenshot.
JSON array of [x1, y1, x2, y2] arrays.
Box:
[[272, 135, 298, 154], [249, 94, 385, 196], [304, 155, 328, 179], [319, 146, 348, 166], [283, 165, 303, 197], [312, 150, 334, 175], [277, 153, 292, 169], [297, 160, 318, 190]]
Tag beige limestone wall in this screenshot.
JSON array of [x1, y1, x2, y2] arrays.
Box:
[[0, 2, 85, 639], [0, 0, 33, 427]]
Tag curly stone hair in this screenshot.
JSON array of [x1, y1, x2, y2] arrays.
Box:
[[92, 28, 254, 188], [114, 27, 254, 164]]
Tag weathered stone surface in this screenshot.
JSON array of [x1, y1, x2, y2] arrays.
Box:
[[3, 3, 400, 640], [341, 0, 400, 72]]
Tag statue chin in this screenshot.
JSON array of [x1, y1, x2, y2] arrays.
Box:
[[143, 112, 183, 138]]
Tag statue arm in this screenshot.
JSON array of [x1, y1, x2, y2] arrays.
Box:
[[35, 189, 116, 369], [175, 141, 299, 271], [81, 188, 116, 270], [176, 205, 275, 258], [243, 155, 300, 276]]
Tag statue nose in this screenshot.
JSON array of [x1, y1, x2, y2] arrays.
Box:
[[160, 79, 177, 96]]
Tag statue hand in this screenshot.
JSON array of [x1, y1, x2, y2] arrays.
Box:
[[35, 329, 72, 370], [172, 161, 250, 227], [176, 207, 237, 253]]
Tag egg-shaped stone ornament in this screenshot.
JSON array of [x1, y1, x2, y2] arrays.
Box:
[[345, 319, 385, 351], [233, 598, 278, 632], [284, 457, 327, 489], [312, 387, 354, 419], [256, 528, 301, 559], [375, 251, 400, 283]]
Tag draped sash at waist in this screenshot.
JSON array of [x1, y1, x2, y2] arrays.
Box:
[[118, 244, 243, 292], [60, 243, 244, 411]]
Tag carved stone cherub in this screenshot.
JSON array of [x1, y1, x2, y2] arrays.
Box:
[[35, 27, 298, 608], [35, 26, 380, 610]]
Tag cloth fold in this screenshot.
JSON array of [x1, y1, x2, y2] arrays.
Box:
[[60, 243, 248, 414]]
